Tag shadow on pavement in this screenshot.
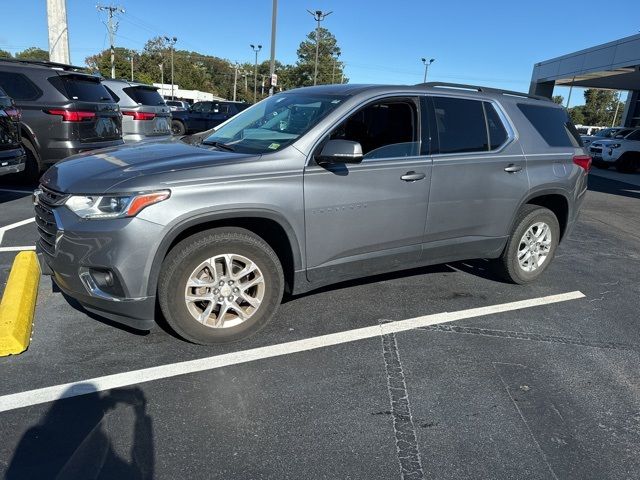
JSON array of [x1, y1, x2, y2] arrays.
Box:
[[588, 173, 640, 200], [5, 384, 154, 480]]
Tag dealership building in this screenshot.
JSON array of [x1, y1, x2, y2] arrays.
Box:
[[529, 33, 640, 127]]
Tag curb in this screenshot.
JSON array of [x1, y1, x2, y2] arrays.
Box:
[[0, 251, 41, 356]]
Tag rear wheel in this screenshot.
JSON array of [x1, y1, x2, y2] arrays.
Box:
[[171, 120, 185, 136], [494, 205, 560, 284], [158, 227, 284, 344]]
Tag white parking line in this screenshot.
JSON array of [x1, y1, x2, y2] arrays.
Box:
[[0, 246, 36, 252], [0, 291, 585, 413], [0, 218, 35, 245]]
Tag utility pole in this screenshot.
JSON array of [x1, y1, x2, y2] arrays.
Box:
[[269, 0, 278, 96], [611, 90, 622, 127], [233, 64, 239, 102], [159, 63, 164, 93], [421, 58, 435, 83], [250, 44, 262, 103], [97, 4, 125, 79], [307, 10, 332, 86], [164, 36, 177, 100], [46, 0, 70, 63], [129, 53, 134, 81], [566, 76, 576, 109]]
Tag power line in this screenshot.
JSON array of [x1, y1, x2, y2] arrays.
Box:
[[96, 4, 125, 78]]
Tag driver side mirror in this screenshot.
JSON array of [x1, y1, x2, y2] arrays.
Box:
[[317, 139, 363, 165]]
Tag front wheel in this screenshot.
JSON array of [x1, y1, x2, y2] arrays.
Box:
[[494, 205, 560, 284], [171, 120, 186, 136], [158, 227, 284, 344]]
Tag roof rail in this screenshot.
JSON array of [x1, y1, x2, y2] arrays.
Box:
[[0, 58, 87, 72], [416, 82, 551, 102]]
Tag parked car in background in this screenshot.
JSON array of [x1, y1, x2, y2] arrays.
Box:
[[36, 83, 589, 345], [165, 100, 190, 111], [589, 128, 640, 172], [170, 100, 250, 135], [0, 59, 123, 179], [102, 79, 171, 142], [581, 126, 634, 147], [0, 85, 26, 176], [575, 125, 604, 136]]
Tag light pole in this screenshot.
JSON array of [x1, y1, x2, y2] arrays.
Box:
[[159, 63, 164, 94], [268, 0, 278, 96], [250, 44, 262, 103], [307, 9, 332, 86], [233, 64, 239, 102], [128, 52, 134, 81], [421, 58, 435, 83], [164, 36, 177, 100]]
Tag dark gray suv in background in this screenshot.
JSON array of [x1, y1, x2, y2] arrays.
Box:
[[0, 59, 123, 179], [35, 83, 590, 344]]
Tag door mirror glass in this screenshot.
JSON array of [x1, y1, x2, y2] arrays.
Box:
[[317, 139, 363, 164]]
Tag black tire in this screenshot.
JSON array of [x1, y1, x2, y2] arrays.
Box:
[[19, 138, 42, 183], [171, 120, 186, 136], [158, 227, 284, 344], [615, 153, 638, 173], [494, 205, 560, 284]]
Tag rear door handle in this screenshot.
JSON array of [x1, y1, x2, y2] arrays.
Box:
[[401, 171, 426, 182], [504, 164, 523, 173]]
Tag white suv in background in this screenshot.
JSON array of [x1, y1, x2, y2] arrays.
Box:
[[581, 126, 634, 148], [589, 128, 640, 173]]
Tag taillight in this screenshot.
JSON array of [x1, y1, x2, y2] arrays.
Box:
[[45, 109, 96, 122], [122, 111, 156, 121], [573, 154, 592, 172]]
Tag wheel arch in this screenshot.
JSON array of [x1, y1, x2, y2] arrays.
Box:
[[517, 188, 571, 240], [148, 210, 303, 297]]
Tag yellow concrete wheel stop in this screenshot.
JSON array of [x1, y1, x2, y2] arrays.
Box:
[[0, 251, 41, 356]]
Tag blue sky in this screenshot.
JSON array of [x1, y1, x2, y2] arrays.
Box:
[[1, 0, 638, 106]]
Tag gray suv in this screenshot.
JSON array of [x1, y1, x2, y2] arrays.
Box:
[[35, 83, 590, 344], [101, 79, 171, 142]]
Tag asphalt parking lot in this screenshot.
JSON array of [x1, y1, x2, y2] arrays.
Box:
[[0, 170, 639, 479]]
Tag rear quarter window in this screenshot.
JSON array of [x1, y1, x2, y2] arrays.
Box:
[[517, 103, 581, 148], [0, 71, 42, 101]]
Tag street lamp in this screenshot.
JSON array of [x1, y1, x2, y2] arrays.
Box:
[[307, 9, 332, 86], [421, 57, 435, 83], [250, 44, 262, 103], [164, 36, 178, 100]]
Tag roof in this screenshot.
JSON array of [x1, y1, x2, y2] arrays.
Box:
[[0, 58, 87, 73]]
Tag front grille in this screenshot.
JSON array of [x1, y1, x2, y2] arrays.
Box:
[[34, 185, 68, 256]]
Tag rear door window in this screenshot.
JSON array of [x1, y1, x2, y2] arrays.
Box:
[[51, 74, 113, 102], [123, 86, 165, 106], [484, 102, 508, 149], [432, 96, 488, 154], [517, 103, 581, 147], [0, 71, 42, 101]]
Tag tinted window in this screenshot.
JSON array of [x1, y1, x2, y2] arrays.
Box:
[[123, 86, 165, 106], [51, 75, 113, 102], [626, 130, 640, 141], [330, 98, 419, 160], [0, 71, 42, 101], [517, 103, 580, 147], [103, 85, 120, 102], [485, 102, 508, 149], [432, 97, 487, 154]]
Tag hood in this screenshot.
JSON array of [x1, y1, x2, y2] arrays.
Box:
[[40, 141, 257, 193]]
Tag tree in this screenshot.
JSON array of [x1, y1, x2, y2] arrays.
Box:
[[294, 27, 346, 87], [0, 49, 12, 59], [579, 89, 624, 126], [15, 47, 49, 61], [552, 95, 564, 105], [568, 105, 585, 125], [85, 47, 136, 80]]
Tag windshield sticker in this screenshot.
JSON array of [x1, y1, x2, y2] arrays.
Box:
[[268, 143, 281, 150]]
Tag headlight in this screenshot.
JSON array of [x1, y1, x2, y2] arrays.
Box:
[[65, 190, 170, 219]]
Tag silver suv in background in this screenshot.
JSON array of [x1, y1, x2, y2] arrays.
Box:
[[36, 83, 590, 345], [102, 79, 171, 142], [165, 100, 190, 111]]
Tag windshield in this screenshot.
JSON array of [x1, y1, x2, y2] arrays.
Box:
[[203, 92, 346, 154]]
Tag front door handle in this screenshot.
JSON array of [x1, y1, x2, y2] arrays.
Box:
[[504, 164, 523, 173], [401, 171, 426, 182]]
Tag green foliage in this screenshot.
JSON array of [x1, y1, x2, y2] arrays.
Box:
[[568, 89, 624, 126], [0, 49, 12, 59], [15, 47, 49, 61], [81, 28, 347, 101], [552, 95, 564, 105]]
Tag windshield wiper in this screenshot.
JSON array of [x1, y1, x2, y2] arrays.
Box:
[[202, 140, 235, 152]]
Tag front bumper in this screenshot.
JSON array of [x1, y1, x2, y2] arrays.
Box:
[[0, 147, 26, 176], [35, 199, 164, 331]]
